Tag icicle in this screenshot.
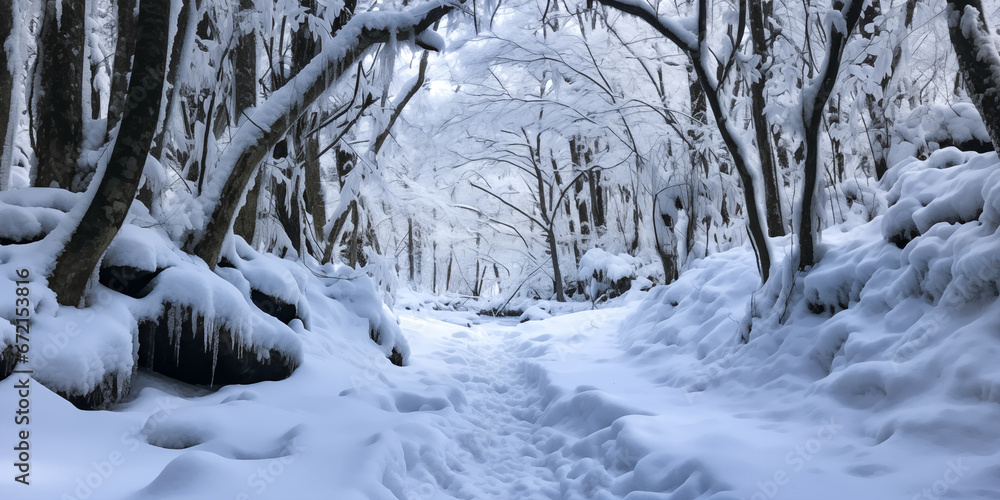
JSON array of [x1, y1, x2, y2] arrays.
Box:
[[167, 304, 183, 365], [376, 35, 398, 107], [210, 325, 219, 387]]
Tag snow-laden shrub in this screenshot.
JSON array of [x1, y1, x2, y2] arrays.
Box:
[[578, 248, 636, 301]]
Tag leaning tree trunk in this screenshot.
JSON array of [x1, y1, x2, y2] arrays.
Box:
[[185, 4, 454, 269], [798, 0, 864, 271], [49, 0, 172, 307], [107, 0, 138, 134], [945, 0, 1000, 154], [0, 0, 13, 191], [34, 0, 86, 190]]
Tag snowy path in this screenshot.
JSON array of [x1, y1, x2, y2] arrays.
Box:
[[389, 308, 748, 500], [396, 315, 564, 499]]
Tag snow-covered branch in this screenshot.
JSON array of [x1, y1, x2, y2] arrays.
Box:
[[597, 0, 697, 52], [185, 1, 459, 268]]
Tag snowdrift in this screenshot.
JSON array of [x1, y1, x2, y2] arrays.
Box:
[[600, 148, 1000, 498], [0, 191, 408, 408]]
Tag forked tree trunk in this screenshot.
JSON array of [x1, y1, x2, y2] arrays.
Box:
[[34, 0, 86, 190], [945, 0, 1000, 154], [798, 0, 864, 270], [49, 0, 173, 306]]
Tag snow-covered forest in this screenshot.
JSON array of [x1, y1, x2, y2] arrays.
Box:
[[2, 0, 1000, 497]]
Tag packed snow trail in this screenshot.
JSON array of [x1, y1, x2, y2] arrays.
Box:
[[390, 307, 746, 500], [394, 315, 564, 498]]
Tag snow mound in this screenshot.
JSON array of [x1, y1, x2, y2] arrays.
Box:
[[0, 186, 406, 406], [0, 187, 80, 243], [881, 147, 991, 248], [922, 103, 992, 151], [578, 248, 637, 300], [891, 102, 993, 167], [319, 265, 410, 365], [519, 301, 552, 322], [578, 248, 636, 282]]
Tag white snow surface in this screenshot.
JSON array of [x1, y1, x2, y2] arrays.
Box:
[[577, 248, 636, 283], [2, 153, 1000, 499]]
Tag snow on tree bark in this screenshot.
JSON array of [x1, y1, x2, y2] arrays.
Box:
[[749, 0, 785, 237], [34, 0, 86, 190], [797, 0, 864, 271], [49, 0, 173, 307], [945, 0, 1000, 155], [231, 0, 260, 244]]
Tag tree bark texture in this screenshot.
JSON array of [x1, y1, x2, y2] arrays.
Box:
[[748, 0, 785, 236], [49, 0, 173, 306], [107, 0, 138, 134], [0, 0, 14, 191], [34, 0, 86, 190]]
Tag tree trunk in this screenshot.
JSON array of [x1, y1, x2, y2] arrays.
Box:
[[274, 173, 304, 254], [599, 0, 776, 283], [945, 0, 1000, 154], [748, 0, 785, 236], [108, 0, 138, 135], [431, 241, 437, 293], [408, 218, 415, 282], [445, 253, 453, 292], [546, 227, 565, 301], [49, 0, 172, 307], [798, 0, 864, 271], [0, 0, 13, 191], [233, 0, 256, 122], [690, 59, 772, 282], [232, 167, 262, 244], [149, 0, 193, 161], [34, 0, 86, 190], [271, 0, 322, 258], [232, 0, 259, 244], [588, 167, 605, 233]]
